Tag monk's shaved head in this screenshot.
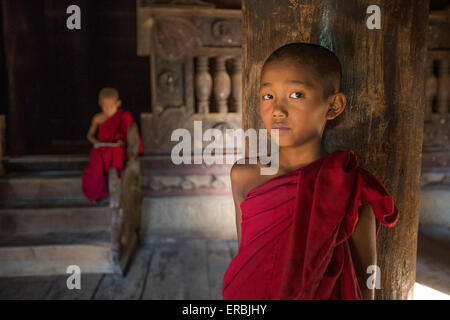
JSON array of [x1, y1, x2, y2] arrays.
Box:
[[262, 42, 342, 99], [99, 87, 119, 100]]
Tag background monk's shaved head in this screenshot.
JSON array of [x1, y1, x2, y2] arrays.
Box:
[[99, 87, 120, 100], [262, 42, 342, 99]]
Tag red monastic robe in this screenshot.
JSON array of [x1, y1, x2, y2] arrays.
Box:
[[222, 149, 399, 300], [82, 109, 143, 201]]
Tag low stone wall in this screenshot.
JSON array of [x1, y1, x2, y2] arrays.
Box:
[[139, 195, 237, 242]]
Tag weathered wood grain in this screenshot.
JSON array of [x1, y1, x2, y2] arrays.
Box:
[[0, 231, 113, 277], [94, 246, 154, 300], [44, 273, 104, 300], [0, 275, 55, 300], [142, 243, 185, 300], [180, 239, 209, 299], [0, 206, 111, 234]]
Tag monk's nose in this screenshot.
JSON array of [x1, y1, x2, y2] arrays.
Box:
[[272, 102, 288, 118]]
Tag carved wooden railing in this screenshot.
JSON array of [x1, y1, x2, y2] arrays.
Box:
[[422, 7, 449, 168], [108, 122, 143, 278], [138, 3, 243, 155], [195, 55, 242, 114], [425, 51, 449, 119]]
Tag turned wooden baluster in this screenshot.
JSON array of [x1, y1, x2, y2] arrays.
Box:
[[214, 56, 231, 113], [231, 56, 242, 113], [195, 56, 212, 114], [425, 57, 437, 119], [437, 57, 449, 114]]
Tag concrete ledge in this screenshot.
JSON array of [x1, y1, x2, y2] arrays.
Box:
[[139, 195, 237, 242]]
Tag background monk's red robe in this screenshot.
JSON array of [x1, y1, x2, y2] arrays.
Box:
[[82, 109, 143, 201], [222, 149, 399, 300]]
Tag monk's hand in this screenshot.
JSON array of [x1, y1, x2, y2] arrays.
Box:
[[117, 139, 125, 147]]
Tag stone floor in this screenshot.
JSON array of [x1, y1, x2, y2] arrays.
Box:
[[0, 234, 448, 300]]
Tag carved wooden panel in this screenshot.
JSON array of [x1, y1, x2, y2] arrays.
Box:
[[137, 2, 242, 155], [423, 8, 450, 168]]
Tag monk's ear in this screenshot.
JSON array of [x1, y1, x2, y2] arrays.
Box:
[[326, 92, 346, 120], [117, 99, 122, 108]]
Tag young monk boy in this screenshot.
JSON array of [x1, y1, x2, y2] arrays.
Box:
[[82, 87, 143, 202], [222, 43, 399, 300]]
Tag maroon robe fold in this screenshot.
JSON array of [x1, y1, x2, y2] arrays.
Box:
[[82, 109, 143, 201], [222, 149, 399, 300]]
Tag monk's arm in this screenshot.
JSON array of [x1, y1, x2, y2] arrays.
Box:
[[348, 203, 377, 300], [230, 164, 246, 248], [86, 115, 101, 145]]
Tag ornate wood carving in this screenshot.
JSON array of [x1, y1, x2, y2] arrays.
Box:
[[437, 57, 449, 114], [231, 57, 243, 113], [214, 56, 231, 113], [195, 56, 212, 114], [147, 173, 231, 195], [137, 3, 242, 156], [423, 8, 450, 168], [154, 17, 199, 61]]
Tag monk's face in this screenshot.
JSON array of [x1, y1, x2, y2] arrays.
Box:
[[99, 97, 121, 117], [259, 58, 332, 148]]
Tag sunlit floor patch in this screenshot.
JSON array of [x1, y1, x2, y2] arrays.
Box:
[[414, 282, 450, 300]]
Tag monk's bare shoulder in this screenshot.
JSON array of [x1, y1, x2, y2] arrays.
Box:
[[230, 157, 265, 199], [92, 112, 107, 125]]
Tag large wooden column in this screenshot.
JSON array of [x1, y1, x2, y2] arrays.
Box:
[[242, 0, 429, 299]]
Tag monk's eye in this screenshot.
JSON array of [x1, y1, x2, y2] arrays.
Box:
[[262, 93, 273, 100], [290, 92, 303, 99]]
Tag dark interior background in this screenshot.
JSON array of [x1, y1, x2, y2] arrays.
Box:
[[0, 0, 440, 155], [0, 0, 240, 155]]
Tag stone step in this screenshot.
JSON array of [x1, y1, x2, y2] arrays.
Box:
[[0, 231, 113, 277], [0, 205, 112, 235], [2, 155, 89, 173], [0, 197, 110, 209], [0, 170, 85, 202]]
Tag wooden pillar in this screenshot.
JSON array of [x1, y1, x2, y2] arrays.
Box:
[[242, 0, 429, 299]]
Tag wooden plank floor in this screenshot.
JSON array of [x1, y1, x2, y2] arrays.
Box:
[[2, 234, 447, 300], [0, 239, 238, 300], [415, 231, 450, 296]]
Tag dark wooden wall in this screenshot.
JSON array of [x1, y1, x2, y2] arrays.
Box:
[[0, 4, 6, 125], [1, 0, 151, 154], [2, 1, 49, 155]]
